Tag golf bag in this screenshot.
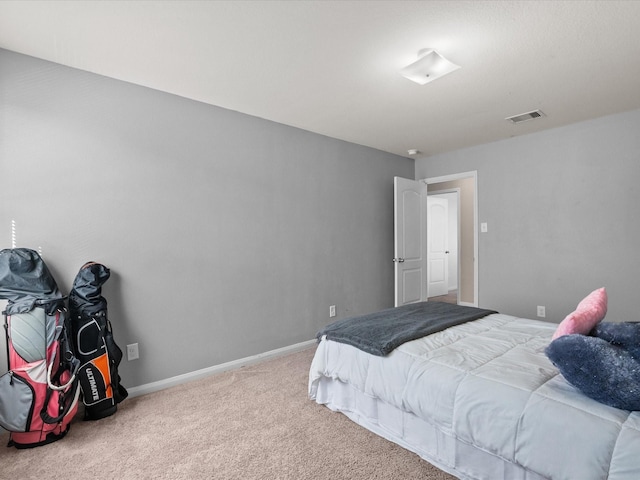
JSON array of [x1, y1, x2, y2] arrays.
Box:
[[0, 248, 80, 448], [69, 262, 127, 420]]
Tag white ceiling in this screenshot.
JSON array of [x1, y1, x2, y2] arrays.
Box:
[[1, 0, 640, 159]]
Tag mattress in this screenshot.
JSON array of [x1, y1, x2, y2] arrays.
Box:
[[309, 313, 640, 480]]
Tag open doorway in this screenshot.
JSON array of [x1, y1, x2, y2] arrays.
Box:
[[427, 190, 459, 304], [424, 171, 478, 307]]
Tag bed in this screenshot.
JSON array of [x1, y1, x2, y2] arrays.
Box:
[[308, 302, 640, 480]]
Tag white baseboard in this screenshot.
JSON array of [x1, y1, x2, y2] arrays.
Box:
[[127, 339, 316, 398]]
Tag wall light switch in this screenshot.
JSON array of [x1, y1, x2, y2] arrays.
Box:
[[480, 222, 488, 233]]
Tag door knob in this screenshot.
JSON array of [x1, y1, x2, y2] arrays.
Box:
[[393, 258, 405, 263]]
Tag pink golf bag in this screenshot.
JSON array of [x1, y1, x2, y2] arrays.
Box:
[[0, 248, 80, 448]]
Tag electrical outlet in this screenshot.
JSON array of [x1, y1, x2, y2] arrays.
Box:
[[537, 306, 546, 318], [329, 305, 336, 318], [127, 343, 139, 361]]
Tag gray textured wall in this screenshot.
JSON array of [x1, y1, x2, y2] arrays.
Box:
[[0, 49, 413, 385], [416, 109, 640, 324]]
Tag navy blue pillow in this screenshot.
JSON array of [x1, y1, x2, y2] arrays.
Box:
[[545, 333, 640, 411], [591, 322, 640, 362]]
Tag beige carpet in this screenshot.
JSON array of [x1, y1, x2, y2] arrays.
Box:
[[0, 348, 456, 480]]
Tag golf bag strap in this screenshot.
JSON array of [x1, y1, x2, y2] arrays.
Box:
[[3, 312, 8, 373], [40, 367, 81, 425]]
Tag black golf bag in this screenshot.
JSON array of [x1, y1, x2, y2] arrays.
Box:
[[69, 261, 127, 420], [0, 248, 80, 448]]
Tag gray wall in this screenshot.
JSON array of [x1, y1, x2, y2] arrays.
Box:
[[0, 49, 413, 385], [416, 109, 640, 324]]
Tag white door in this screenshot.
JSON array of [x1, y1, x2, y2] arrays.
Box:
[[427, 196, 449, 297], [394, 177, 427, 307]]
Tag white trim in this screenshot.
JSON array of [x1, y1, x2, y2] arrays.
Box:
[[423, 171, 478, 307], [127, 339, 316, 398]]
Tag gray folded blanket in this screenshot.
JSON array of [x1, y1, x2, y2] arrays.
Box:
[[317, 301, 498, 356]]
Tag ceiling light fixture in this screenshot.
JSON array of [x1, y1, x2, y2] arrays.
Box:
[[399, 48, 460, 85], [407, 149, 421, 156]]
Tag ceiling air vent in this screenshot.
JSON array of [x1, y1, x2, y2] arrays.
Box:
[[505, 109, 546, 124]]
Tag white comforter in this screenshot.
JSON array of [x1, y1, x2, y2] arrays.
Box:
[[309, 313, 640, 480]]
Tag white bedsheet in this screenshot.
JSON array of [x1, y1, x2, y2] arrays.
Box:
[[309, 313, 640, 480]]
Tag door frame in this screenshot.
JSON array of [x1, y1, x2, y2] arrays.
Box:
[[427, 188, 460, 304], [423, 171, 478, 307]]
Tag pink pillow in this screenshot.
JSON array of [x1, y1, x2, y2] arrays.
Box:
[[552, 288, 608, 340]]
